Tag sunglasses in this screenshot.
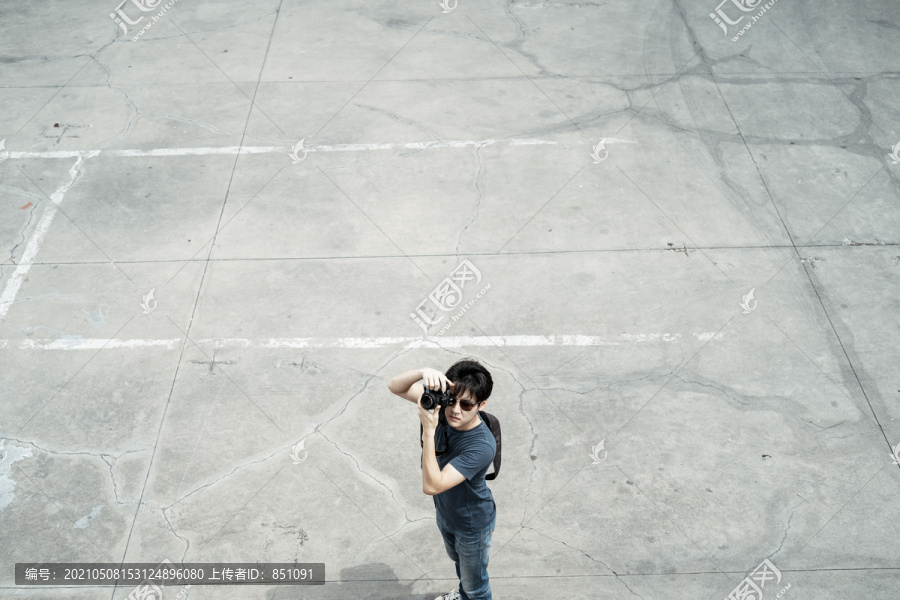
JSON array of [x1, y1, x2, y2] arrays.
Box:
[[446, 395, 479, 411]]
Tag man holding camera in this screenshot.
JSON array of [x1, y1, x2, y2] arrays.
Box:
[[387, 360, 497, 600]]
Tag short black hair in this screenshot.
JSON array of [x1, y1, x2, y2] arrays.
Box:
[[446, 359, 493, 404]]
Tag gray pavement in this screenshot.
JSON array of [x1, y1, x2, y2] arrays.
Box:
[[1, 0, 899, 598]]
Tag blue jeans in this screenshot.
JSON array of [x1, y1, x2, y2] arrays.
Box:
[[435, 509, 496, 600]]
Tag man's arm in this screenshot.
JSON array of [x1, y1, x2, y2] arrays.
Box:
[[387, 367, 452, 404], [387, 368, 425, 404], [419, 402, 467, 496], [395, 369, 465, 495]]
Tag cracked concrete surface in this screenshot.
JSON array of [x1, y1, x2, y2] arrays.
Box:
[[0, 0, 899, 599]]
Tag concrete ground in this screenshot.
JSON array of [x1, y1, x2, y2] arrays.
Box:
[[1, 0, 898, 598]]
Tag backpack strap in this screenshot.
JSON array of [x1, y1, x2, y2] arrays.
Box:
[[478, 411, 501, 480]]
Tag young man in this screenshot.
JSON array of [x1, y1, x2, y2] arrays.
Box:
[[387, 360, 497, 600]]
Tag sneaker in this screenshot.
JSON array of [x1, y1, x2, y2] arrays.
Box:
[[434, 591, 461, 600]]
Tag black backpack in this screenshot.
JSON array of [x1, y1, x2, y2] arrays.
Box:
[[420, 410, 502, 480]]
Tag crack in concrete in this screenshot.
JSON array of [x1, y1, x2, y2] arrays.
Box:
[[314, 371, 382, 435], [100, 455, 125, 505], [2, 437, 152, 462], [153, 445, 285, 512], [502, 0, 548, 77], [2, 437, 152, 508], [542, 371, 669, 396], [613, 574, 649, 600], [517, 386, 540, 523], [365, 516, 432, 554], [455, 141, 490, 255], [1, 196, 43, 277], [317, 429, 414, 524], [674, 374, 749, 407], [140, 111, 237, 136], [161, 505, 192, 563], [87, 40, 245, 152], [51, 152, 99, 204], [801, 418, 846, 432], [769, 496, 806, 560], [101, 453, 146, 507], [521, 524, 613, 569], [355, 103, 443, 141], [520, 525, 646, 598], [88, 55, 141, 152]]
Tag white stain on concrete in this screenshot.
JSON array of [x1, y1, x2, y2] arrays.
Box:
[[0, 440, 34, 513], [73, 504, 103, 529], [80, 307, 108, 327]]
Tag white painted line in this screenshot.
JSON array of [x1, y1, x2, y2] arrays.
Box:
[[516, 2, 607, 7], [0, 152, 98, 320], [508, 139, 560, 145], [4, 332, 724, 350], [596, 137, 637, 144], [17, 338, 182, 350], [4, 138, 564, 160], [114, 146, 281, 157]]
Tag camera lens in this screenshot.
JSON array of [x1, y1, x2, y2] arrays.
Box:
[[421, 390, 436, 410]]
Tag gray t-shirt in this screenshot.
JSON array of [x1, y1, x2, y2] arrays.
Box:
[[433, 418, 496, 529]]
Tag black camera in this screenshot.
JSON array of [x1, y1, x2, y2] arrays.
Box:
[[420, 387, 453, 411]]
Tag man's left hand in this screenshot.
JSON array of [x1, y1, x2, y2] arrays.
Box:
[[417, 396, 440, 432]]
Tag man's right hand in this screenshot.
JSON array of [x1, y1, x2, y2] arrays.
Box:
[[421, 367, 454, 392]]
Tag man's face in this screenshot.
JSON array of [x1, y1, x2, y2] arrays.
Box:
[[444, 390, 483, 431]]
